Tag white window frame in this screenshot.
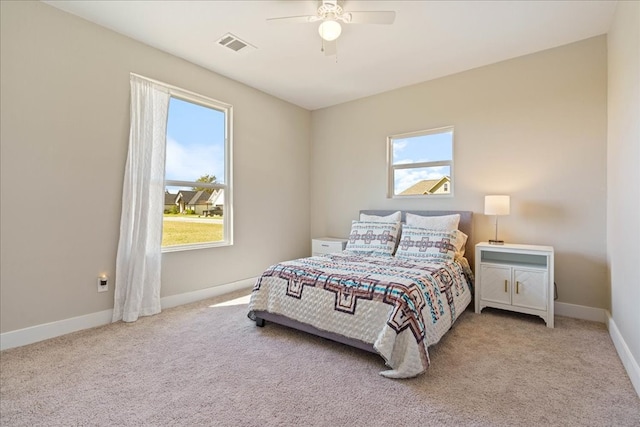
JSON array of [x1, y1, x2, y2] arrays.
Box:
[[387, 126, 454, 198], [159, 83, 233, 252]]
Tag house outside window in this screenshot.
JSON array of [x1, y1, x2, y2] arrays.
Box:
[[162, 91, 232, 251], [387, 126, 454, 198]]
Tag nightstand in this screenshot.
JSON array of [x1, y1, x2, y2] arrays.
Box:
[[475, 242, 555, 328], [312, 237, 347, 256]]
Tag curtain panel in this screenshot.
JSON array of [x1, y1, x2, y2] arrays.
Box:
[[113, 75, 169, 323]]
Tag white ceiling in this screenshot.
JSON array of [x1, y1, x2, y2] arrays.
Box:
[[44, 0, 617, 110]]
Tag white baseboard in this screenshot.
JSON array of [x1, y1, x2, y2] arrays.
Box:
[[554, 301, 607, 323], [607, 312, 640, 398], [160, 277, 255, 309], [0, 308, 114, 352], [0, 278, 256, 351]]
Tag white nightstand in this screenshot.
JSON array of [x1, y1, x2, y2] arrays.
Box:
[[475, 242, 555, 328], [312, 237, 348, 256]]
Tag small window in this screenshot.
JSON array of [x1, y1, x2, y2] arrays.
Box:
[[162, 94, 232, 250], [388, 126, 454, 197]]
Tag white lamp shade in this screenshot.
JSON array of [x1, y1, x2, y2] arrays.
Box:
[[484, 195, 510, 216], [318, 20, 342, 41]]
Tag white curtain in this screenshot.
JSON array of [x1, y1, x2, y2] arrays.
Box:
[[113, 75, 169, 323]]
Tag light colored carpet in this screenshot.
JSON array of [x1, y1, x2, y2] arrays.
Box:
[[1, 289, 638, 426]]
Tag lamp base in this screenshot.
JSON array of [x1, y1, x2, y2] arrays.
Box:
[[489, 239, 505, 245]]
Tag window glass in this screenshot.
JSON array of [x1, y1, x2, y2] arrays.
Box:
[[162, 94, 232, 250], [388, 127, 454, 197]]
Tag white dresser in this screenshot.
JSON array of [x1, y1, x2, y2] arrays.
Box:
[[475, 242, 555, 328]]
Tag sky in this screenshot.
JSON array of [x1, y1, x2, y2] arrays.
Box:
[[392, 130, 453, 193], [165, 97, 225, 186]]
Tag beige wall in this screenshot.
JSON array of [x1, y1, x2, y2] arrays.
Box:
[[607, 1, 640, 377], [0, 1, 311, 333], [0, 1, 618, 338], [310, 36, 608, 310]]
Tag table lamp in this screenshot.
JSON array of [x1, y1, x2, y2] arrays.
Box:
[[484, 195, 510, 245]]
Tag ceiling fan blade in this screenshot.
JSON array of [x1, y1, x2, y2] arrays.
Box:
[[343, 11, 396, 25], [322, 40, 337, 56], [266, 15, 321, 24]]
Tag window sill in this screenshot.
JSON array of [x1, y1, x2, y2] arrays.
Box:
[[162, 240, 232, 253], [389, 193, 454, 199]]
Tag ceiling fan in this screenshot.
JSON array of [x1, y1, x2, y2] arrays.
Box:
[[267, 0, 396, 55]]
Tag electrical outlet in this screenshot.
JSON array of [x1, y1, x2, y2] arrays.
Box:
[[98, 275, 108, 293]]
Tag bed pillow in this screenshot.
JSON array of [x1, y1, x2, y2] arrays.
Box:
[[405, 212, 460, 231], [360, 211, 402, 224], [359, 211, 402, 254], [453, 229, 468, 258], [345, 220, 400, 256], [395, 225, 459, 263]]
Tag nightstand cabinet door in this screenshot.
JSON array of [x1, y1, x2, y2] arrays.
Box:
[[512, 268, 547, 311], [480, 265, 511, 305]]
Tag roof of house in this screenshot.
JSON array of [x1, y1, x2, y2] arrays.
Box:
[[399, 177, 451, 195], [164, 192, 176, 205], [176, 190, 211, 205]]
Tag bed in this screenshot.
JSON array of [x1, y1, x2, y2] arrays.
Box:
[[248, 210, 474, 378]]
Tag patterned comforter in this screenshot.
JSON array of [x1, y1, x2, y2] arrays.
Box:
[[248, 252, 474, 378]]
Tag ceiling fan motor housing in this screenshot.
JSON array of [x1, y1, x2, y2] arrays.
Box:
[[318, 2, 344, 22]]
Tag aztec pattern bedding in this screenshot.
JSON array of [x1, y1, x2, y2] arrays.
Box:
[[248, 252, 474, 378]]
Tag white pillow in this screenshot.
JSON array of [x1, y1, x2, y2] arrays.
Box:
[[395, 226, 459, 263], [453, 229, 468, 258], [360, 211, 402, 223], [345, 220, 399, 256], [405, 213, 460, 231], [360, 211, 403, 254]]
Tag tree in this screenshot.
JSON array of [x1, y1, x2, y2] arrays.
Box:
[[192, 174, 217, 193]]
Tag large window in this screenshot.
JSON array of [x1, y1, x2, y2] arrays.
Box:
[[387, 126, 454, 198], [162, 90, 232, 251]]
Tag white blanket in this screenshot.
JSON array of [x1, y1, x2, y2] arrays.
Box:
[[249, 252, 473, 378]]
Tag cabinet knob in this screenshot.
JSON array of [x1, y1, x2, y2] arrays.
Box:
[[504, 280, 508, 292], [516, 281, 520, 294]]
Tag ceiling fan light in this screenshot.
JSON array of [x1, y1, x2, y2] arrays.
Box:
[[318, 20, 342, 41]]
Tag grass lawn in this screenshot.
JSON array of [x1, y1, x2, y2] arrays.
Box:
[[162, 217, 224, 247]]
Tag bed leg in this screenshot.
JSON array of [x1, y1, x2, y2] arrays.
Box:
[[255, 317, 265, 327]]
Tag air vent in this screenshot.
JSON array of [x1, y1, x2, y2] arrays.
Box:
[[217, 33, 256, 55]]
